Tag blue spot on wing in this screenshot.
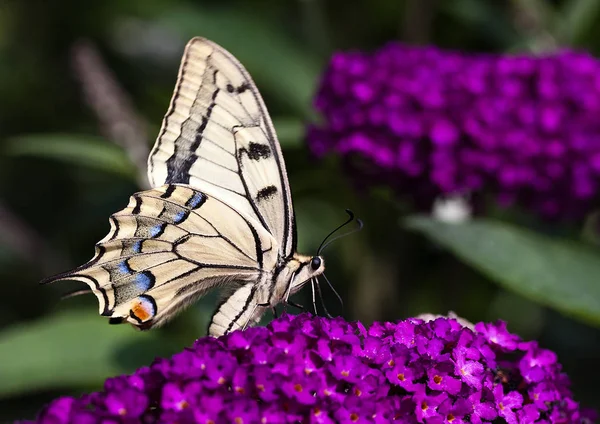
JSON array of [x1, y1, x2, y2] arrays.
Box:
[[186, 192, 206, 209], [135, 271, 155, 291], [118, 260, 133, 274], [150, 223, 165, 238], [132, 240, 143, 253], [173, 211, 187, 224]]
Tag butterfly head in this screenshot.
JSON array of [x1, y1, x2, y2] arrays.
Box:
[[286, 210, 362, 302], [287, 254, 325, 295]]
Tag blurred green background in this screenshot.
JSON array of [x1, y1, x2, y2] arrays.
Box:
[[1, 0, 600, 420]]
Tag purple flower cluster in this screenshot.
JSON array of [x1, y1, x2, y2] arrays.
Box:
[[308, 43, 600, 219], [26, 314, 593, 423]]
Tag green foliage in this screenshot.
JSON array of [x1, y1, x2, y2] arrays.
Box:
[[406, 216, 600, 327], [0, 311, 177, 398], [5, 135, 137, 179], [156, 4, 322, 117]]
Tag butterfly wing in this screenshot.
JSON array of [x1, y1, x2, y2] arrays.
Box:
[[42, 184, 278, 329], [208, 282, 264, 337], [148, 37, 296, 259]]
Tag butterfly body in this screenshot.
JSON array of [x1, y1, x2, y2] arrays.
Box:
[[43, 38, 326, 336], [209, 252, 323, 336]]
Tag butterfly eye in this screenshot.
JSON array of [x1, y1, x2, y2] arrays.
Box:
[[310, 256, 322, 271]]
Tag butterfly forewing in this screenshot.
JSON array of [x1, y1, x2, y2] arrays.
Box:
[[148, 37, 296, 259], [42, 184, 278, 328]]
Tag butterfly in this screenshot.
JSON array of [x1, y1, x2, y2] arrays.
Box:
[[42, 37, 335, 337]]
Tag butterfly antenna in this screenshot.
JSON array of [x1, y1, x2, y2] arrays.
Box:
[[314, 277, 334, 318], [317, 209, 355, 255], [318, 218, 364, 255], [321, 273, 344, 310]]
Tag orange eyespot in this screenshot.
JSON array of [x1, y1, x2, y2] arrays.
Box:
[[131, 302, 151, 321], [129, 295, 156, 323]]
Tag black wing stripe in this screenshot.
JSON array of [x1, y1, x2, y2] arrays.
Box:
[[131, 196, 143, 214], [108, 217, 120, 242], [165, 68, 219, 184], [150, 44, 190, 176], [226, 285, 257, 334], [160, 185, 177, 199]]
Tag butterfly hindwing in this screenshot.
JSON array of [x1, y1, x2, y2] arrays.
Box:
[[208, 281, 264, 337], [147, 37, 296, 259], [42, 184, 278, 329]]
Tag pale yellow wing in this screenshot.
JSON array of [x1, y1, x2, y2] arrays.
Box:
[[208, 282, 264, 337], [147, 37, 296, 259], [42, 183, 277, 329]]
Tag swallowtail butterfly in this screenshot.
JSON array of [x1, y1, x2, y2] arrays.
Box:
[[43, 38, 328, 336]]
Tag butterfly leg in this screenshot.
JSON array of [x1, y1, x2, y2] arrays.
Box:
[[241, 303, 259, 331], [283, 300, 304, 310], [311, 278, 318, 315], [314, 278, 334, 318], [282, 280, 304, 311]]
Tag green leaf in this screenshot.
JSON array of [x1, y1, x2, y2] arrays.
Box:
[[405, 216, 600, 327], [4, 134, 137, 178], [156, 5, 322, 117], [0, 310, 172, 397]]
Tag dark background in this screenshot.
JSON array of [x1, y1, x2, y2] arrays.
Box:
[[1, 0, 599, 421]]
